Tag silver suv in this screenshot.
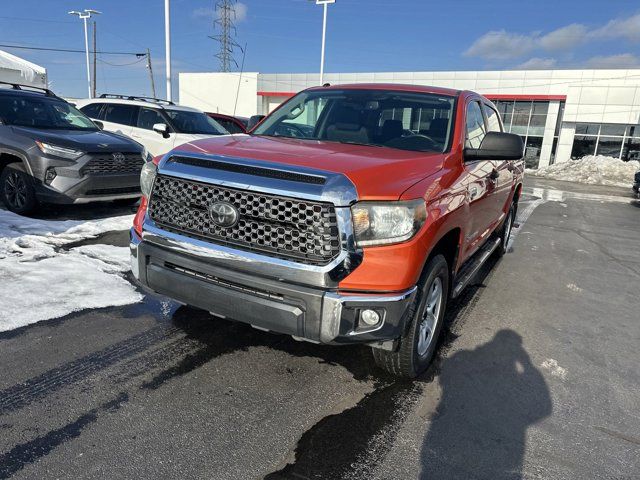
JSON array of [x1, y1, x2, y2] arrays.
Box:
[[0, 82, 146, 215], [76, 95, 228, 157]]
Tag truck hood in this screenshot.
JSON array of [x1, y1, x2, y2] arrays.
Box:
[[11, 126, 141, 153], [177, 134, 445, 200]]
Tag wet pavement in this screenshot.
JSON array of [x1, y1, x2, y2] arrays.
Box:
[[1, 177, 639, 479]]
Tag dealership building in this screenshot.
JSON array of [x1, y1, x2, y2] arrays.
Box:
[[179, 69, 640, 169]]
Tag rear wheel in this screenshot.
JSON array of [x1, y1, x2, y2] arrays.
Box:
[[372, 254, 449, 378], [0, 163, 38, 215]]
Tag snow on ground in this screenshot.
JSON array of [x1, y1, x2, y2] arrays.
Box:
[[527, 155, 639, 188], [0, 210, 142, 332]]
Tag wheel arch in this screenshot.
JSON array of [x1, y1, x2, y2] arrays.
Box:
[[424, 227, 462, 296], [0, 149, 33, 176]]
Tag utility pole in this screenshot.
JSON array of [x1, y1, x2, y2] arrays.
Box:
[[146, 48, 157, 98], [211, 0, 240, 72], [164, 0, 172, 101], [92, 21, 97, 97], [68, 9, 101, 98]]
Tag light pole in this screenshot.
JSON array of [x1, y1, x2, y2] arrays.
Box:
[[164, 0, 172, 101], [68, 9, 101, 98], [314, 0, 335, 85]]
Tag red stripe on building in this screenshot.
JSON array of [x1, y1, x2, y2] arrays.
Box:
[[257, 91, 297, 97]]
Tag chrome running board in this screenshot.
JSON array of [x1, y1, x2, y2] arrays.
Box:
[[452, 237, 501, 299]]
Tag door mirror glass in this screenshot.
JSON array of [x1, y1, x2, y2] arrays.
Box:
[[247, 115, 266, 131], [152, 123, 170, 138], [464, 131, 524, 161]]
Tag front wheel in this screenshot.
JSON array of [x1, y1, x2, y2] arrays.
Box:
[[495, 202, 516, 257], [372, 254, 449, 378], [0, 163, 38, 215]]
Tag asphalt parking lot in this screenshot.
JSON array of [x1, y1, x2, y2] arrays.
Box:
[[1, 176, 639, 480]]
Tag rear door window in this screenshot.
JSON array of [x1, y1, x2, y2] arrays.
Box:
[[103, 104, 138, 126], [137, 107, 166, 130]]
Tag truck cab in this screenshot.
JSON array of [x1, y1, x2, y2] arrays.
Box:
[[131, 84, 524, 377]]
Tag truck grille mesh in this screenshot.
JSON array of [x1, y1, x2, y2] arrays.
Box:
[[83, 154, 144, 175], [148, 174, 341, 265]]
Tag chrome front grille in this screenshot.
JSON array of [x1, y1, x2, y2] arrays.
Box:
[[148, 174, 341, 265], [83, 154, 144, 175]]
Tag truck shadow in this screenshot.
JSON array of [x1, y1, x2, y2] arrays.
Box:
[[419, 329, 552, 479]]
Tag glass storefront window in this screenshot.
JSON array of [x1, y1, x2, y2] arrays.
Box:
[[575, 123, 600, 135], [596, 137, 623, 157], [528, 115, 547, 136], [571, 136, 598, 159], [622, 137, 640, 162], [524, 136, 544, 169], [600, 124, 627, 136], [532, 102, 549, 115]]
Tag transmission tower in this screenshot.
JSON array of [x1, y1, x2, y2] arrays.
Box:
[[210, 0, 241, 72]]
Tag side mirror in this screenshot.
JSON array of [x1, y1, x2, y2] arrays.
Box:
[[153, 123, 170, 138], [247, 115, 266, 132], [464, 132, 524, 161], [93, 120, 104, 130]]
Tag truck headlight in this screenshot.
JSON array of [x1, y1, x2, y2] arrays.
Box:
[[35, 141, 84, 160], [140, 161, 157, 198], [351, 200, 427, 247]]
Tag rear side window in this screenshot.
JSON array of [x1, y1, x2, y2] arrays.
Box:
[[137, 107, 166, 130], [103, 104, 138, 126], [216, 118, 244, 134], [465, 101, 486, 149], [484, 105, 502, 132], [80, 103, 104, 119]]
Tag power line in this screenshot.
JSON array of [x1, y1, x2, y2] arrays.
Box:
[[0, 43, 145, 56]]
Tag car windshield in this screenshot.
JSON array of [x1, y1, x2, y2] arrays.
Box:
[[165, 110, 226, 135], [253, 89, 456, 153], [0, 95, 98, 131]]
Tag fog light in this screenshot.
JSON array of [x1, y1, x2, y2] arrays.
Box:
[[44, 167, 57, 185], [360, 309, 381, 326]]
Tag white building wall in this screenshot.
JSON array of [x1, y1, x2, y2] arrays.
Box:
[[178, 72, 258, 118]]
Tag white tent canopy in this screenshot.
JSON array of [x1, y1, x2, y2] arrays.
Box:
[[0, 50, 47, 88]]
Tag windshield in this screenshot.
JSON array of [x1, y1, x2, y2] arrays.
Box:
[[165, 110, 226, 135], [253, 89, 456, 153], [0, 96, 98, 131]]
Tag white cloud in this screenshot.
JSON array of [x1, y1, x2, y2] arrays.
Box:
[[591, 14, 640, 42], [517, 57, 558, 70], [192, 2, 248, 23], [464, 30, 536, 60], [584, 53, 640, 68], [465, 12, 640, 61], [539, 24, 588, 51]]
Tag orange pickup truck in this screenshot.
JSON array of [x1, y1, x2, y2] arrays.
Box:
[[131, 83, 524, 377]]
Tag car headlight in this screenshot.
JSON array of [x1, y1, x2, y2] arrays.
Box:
[[35, 141, 84, 160], [141, 146, 153, 162], [140, 161, 157, 198], [351, 199, 427, 247]]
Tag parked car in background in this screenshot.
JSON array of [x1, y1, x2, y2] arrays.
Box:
[[131, 83, 525, 377], [0, 82, 146, 215], [633, 169, 640, 198], [206, 112, 248, 134], [76, 95, 228, 157]]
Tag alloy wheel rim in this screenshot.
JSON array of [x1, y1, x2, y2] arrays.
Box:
[[417, 276, 444, 357], [5, 172, 27, 209]]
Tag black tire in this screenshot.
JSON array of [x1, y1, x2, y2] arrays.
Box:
[[372, 254, 449, 378], [113, 197, 140, 206], [495, 202, 516, 257], [0, 162, 38, 215]]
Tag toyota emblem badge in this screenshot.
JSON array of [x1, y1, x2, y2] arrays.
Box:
[[208, 201, 239, 228]]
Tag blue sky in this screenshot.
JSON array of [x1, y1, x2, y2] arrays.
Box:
[[1, 0, 639, 99]]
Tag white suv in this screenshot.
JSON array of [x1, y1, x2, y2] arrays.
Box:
[[75, 95, 229, 157]]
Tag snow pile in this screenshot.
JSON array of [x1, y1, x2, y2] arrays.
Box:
[[527, 155, 639, 188], [0, 210, 142, 332]]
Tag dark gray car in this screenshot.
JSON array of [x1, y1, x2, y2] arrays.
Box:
[[0, 83, 147, 215]]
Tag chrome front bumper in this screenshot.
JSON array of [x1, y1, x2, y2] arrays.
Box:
[[131, 227, 417, 344]]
